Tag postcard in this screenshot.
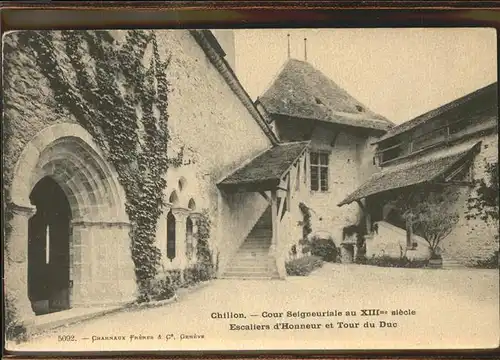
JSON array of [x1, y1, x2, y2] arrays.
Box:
[[3, 27, 499, 353]]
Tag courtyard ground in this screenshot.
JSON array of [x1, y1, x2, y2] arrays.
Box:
[[9, 263, 499, 352]]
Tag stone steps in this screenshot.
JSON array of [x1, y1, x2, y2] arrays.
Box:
[[222, 206, 276, 280]]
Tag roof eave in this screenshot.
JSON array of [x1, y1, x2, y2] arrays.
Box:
[[373, 82, 498, 145], [266, 110, 392, 133], [217, 141, 310, 193], [337, 141, 482, 207]]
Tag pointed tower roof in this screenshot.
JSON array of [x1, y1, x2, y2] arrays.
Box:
[[257, 59, 393, 131]]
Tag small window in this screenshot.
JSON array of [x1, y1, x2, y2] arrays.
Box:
[[381, 148, 402, 163], [188, 198, 196, 211], [310, 151, 329, 192], [178, 177, 187, 192]]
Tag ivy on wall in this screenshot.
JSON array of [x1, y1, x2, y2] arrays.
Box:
[[298, 202, 313, 254], [195, 209, 218, 280], [15, 30, 181, 298], [466, 161, 499, 223]]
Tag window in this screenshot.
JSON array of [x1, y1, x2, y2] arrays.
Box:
[[166, 210, 176, 261], [186, 217, 194, 259], [377, 138, 404, 164], [310, 152, 329, 191], [411, 127, 448, 152]]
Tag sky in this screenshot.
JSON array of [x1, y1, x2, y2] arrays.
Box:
[[233, 28, 497, 124]]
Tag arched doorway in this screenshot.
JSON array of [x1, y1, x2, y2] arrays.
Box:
[[7, 124, 137, 320], [28, 177, 71, 315]]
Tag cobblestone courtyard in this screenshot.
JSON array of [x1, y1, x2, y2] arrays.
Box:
[[10, 264, 499, 352]]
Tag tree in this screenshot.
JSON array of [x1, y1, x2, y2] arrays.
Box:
[[466, 161, 499, 223], [394, 185, 460, 258], [465, 161, 499, 267]]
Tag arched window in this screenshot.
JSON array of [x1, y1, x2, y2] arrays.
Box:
[[186, 217, 194, 259], [169, 191, 179, 206], [178, 177, 187, 192], [188, 198, 196, 211], [166, 210, 176, 261]]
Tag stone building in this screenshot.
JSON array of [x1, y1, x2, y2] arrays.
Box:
[[339, 82, 499, 266], [3, 29, 312, 328], [255, 59, 394, 261]]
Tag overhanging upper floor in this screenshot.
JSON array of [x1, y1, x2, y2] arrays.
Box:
[[338, 141, 482, 207]]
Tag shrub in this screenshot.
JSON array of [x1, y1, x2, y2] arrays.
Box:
[[182, 267, 199, 287], [182, 263, 214, 286], [4, 293, 28, 343], [285, 255, 323, 276], [365, 255, 428, 268], [472, 251, 499, 269], [138, 270, 179, 302], [309, 236, 338, 262]]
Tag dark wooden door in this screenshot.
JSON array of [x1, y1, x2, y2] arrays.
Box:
[[28, 176, 71, 314]]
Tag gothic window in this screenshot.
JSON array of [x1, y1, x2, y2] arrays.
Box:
[[310, 151, 329, 192], [169, 191, 179, 206], [188, 198, 196, 211], [186, 217, 194, 259], [166, 210, 176, 261]]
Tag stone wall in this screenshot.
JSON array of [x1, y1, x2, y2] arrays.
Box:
[[135, 30, 273, 273], [3, 29, 274, 320], [3, 32, 79, 188], [368, 131, 498, 265], [366, 221, 432, 261], [440, 132, 499, 266], [306, 123, 376, 244]]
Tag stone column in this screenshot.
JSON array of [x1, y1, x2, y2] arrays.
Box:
[[4, 203, 36, 325], [189, 212, 203, 263], [171, 207, 190, 270]]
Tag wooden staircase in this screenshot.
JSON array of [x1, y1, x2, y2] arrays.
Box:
[[221, 206, 279, 280]]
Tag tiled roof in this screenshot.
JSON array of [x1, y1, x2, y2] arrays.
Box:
[[218, 141, 309, 191], [257, 59, 393, 131], [338, 142, 481, 206], [374, 82, 498, 144]]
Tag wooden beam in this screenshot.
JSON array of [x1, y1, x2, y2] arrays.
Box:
[[280, 198, 287, 221], [330, 132, 340, 148], [279, 172, 290, 190], [304, 150, 309, 186], [295, 156, 301, 191], [286, 173, 291, 212], [259, 191, 271, 203], [271, 190, 279, 248], [277, 193, 285, 218], [355, 199, 366, 211]]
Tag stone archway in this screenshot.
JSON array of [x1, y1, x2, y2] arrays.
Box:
[[6, 123, 136, 322]]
